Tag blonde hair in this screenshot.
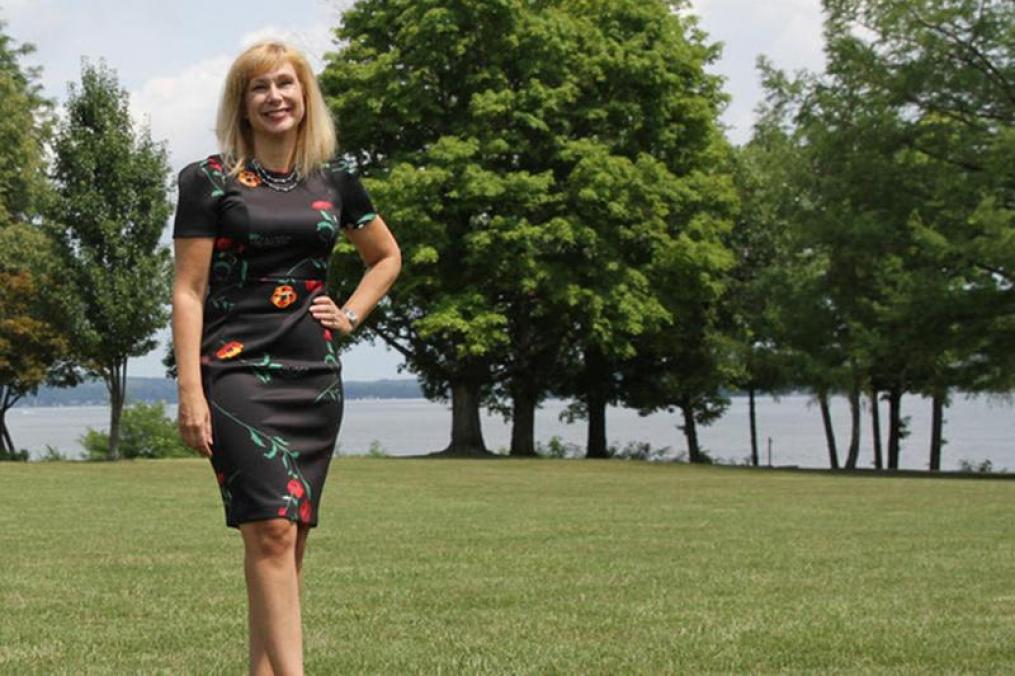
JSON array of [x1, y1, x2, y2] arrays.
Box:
[[216, 40, 336, 177]]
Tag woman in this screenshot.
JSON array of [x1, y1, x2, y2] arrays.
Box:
[[171, 40, 400, 675]]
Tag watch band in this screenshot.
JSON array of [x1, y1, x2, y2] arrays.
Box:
[[341, 307, 359, 328]]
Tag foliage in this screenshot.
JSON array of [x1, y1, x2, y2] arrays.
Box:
[[321, 0, 734, 457], [80, 401, 190, 460], [0, 24, 80, 457], [49, 60, 173, 460], [0, 21, 52, 226]]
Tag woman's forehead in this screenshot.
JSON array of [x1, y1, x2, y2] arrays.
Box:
[[249, 60, 297, 83]]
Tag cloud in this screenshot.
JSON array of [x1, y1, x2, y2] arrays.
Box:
[[128, 54, 231, 169], [686, 0, 826, 143]]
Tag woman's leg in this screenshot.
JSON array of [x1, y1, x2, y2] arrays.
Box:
[[241, 519, 303, 676]]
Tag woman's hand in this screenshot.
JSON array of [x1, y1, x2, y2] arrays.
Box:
[[178, 389, 214, 458], [310, 295, 355, 335]]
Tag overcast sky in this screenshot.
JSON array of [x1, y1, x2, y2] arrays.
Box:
[[2, 0, 826, 380]]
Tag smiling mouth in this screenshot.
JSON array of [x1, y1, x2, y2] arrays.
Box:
[[263, 108, 291, 119]]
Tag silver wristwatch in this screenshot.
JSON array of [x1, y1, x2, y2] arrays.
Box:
[[341, 307, 359, 329]]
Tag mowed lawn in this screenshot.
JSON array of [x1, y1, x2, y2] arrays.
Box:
[[0, 458, 1013, 674]]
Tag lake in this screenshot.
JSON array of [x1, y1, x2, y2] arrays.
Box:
[[6, 393, 1013, 471]]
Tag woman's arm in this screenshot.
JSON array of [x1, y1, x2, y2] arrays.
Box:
[[310, 215, 401, 334], [172, 238, 215, 457]]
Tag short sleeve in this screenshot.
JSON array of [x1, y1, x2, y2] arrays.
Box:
[[335, 169, 377, 230], [173, 158, 222, 238]]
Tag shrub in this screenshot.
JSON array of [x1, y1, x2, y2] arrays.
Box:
[[612, 441, 673, 461], [0, 447, 29, 461], [81, 401, 191, 460], [536, 435, 581, 459]]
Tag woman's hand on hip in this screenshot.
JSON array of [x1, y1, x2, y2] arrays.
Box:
[[310, 295, 354, 335], [178, 389, 214, 458]]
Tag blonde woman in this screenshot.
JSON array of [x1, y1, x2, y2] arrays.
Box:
[[171, 40, 400, 674]]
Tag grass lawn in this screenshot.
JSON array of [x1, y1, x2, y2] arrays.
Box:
[[0, 457, 1013, 674]]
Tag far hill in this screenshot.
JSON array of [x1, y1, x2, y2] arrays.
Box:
[[20, 377, 424, 407]]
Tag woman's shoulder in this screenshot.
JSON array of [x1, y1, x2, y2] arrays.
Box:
[[177, 154, 229, 199], [180, 153, 227, 177]]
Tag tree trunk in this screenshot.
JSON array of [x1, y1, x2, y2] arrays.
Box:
[[818, 389, 839, 469], [845, 383, 861, 469], [680, 398, 702, 463], [0, 389, 13, 457], [586, 389, 608, 458], [443, 379, 488, 456], [748, 386, 759, 467], [887, 387, 903, 470], [584, 346, 610, 459], [929, 388, 946, 471], [106, 359, 128, 461], [509, 382, 537, 457], [0, 386, 11, 456], [869, 387, 883, 470]]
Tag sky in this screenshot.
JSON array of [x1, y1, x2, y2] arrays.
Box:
[[1, 0, 827, 380]]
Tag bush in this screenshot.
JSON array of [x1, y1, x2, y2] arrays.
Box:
[[536, 435, 582, 459], [958, 458, 999, 473], [81, 401, 191, 460], [39, 444, 68, 461], [0, 447, 29, 461], [611, 441, 672, 461]]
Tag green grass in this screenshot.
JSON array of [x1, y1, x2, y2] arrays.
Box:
[[1, 458, 1013, 674]]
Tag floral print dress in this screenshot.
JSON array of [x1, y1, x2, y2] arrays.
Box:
[[173, 155, 376, 528]]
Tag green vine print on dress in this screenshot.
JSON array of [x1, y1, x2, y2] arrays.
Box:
[[201, 155, 226, 197], [315, 328, 343, 403], [211, 401, 314, 523]]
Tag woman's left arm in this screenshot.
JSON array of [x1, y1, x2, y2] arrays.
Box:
[[310, 215, 401, 335]]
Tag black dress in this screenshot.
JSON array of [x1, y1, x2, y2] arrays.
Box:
[[173, 155, 376, 528]]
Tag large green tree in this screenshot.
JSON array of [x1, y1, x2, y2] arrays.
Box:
[[822, 0, 1014, 469], [322, 0, 733, 457], [49, 61, 173, 461]]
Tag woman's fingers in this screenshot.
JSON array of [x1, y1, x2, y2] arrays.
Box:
[[309, 295, 353, 334], [178, 399, 214, 458]]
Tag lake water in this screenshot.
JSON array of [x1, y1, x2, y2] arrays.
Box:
[[6, 393, 1013, 471]]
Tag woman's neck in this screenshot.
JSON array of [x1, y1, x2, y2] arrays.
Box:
[[252, 133, 297, 172]]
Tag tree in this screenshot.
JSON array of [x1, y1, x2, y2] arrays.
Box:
[[0, 24, 78, 459], [49, 60, 173, 461], [822, 0, 1014, 469], [322, 0, 733, 458]]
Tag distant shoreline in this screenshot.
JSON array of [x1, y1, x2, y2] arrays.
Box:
[[21, 376, 425, 407]]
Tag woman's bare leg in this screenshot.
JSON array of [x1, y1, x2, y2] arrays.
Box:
[[241, 519, 303, 676], [295, 524, 310, 578]]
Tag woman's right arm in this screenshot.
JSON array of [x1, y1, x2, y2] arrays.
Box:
[[172, 238, 215, 457]]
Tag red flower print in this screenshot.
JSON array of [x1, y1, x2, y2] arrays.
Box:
[[238, 170, 261, 188], [304, 280, 323, 292], [271, 284, 298, 309], [216, 341, 244, 359], [215, 237, 232, 250], [323, 329, 333, 342], [311, 200, 333, 210], [216, 472, 225, 486], [207, 156, 223, 171], [299, 500, 312, 523], [277, 506, 288, 517], [287, 479, 305, 498]]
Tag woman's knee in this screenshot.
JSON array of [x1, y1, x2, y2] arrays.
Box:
[[241, 519, 297, 560]]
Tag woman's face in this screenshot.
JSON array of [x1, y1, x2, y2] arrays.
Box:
[[244, 61, 305, 140]]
